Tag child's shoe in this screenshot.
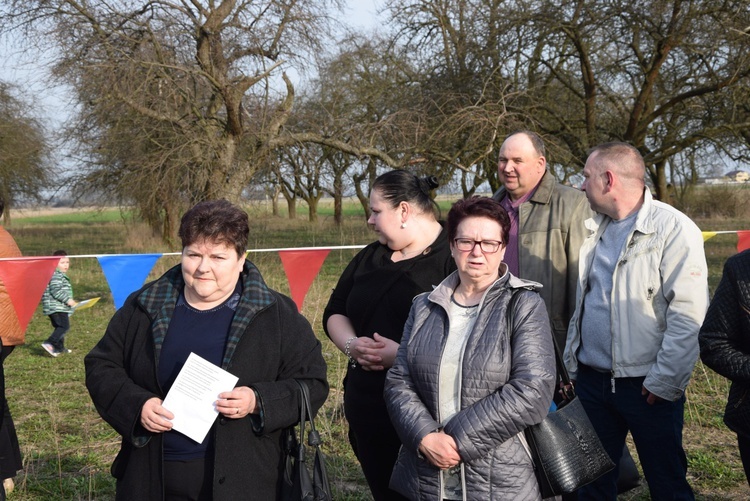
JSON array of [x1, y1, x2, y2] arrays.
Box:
[[41, 343, 59, 358]]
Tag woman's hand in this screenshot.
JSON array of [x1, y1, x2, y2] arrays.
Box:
[[352, 333, 399, 371], [418, 431, 461, 470], [140, 397, 174, 433], [216, 386, 257, 418]]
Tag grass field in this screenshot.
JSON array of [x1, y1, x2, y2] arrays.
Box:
[[2, 202, 749, 500]]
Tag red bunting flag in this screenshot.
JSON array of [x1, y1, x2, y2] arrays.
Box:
[[0, 257, 61, 332], [278, 249, 330, 311], [738, 230, 750, 253]]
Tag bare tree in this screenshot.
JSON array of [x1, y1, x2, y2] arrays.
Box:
[[382, 0, 750, 198], [291, 34, 417, 216], [520, 0, 750, 198], [379, 0, 534, 193], [0, 81, 51, 223], [4, 0, 411, 237], [267, 150, 300, 220]]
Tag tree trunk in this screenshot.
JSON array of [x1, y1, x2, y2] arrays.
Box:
[[271, 192, 279, 216], [333, 172, 343, 226], [653, 160, 669, 202], [206, 137, 237, 200], [308, 197, 318, 223]]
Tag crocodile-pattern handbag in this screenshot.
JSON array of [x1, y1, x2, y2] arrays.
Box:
[[507, 290, 615, 497]]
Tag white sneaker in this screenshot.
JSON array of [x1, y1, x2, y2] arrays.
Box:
[[41, 343, 59, 358]]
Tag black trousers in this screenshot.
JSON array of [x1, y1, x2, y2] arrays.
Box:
[[0, 346, 21, 481], [164, 457, 213, 501], [738, 433, 750, 487], [347, 421, 409, 501]]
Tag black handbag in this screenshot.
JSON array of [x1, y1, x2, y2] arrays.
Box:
[[506, 290, 615, 497], [524, 392, 615, 497], [282, 380, 332, 501]]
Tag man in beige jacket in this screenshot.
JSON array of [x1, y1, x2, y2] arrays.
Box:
[[492, 130, 591, 349]]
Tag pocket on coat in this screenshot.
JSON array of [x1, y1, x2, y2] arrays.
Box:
[[111, 446, 131, 480]]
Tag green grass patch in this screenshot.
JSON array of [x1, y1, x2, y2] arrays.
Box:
[[689, 450, 746, 489], [10, 209, 130, 225]]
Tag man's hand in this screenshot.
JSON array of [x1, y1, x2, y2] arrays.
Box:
[[559, 380, 575, 401], [641, 385, 663, 405]]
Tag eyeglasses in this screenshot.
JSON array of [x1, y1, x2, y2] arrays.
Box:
[[453, 238, 503, 253]]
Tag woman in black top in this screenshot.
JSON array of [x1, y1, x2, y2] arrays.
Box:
[[323, 170, 455, 501]]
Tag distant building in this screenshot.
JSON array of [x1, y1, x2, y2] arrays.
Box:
[[698, 169, 749, 185], [725, 170, 750, 183], [697, 176, 727, 185]]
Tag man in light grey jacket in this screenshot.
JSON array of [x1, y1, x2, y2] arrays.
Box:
[[564, 142, 708, 500]]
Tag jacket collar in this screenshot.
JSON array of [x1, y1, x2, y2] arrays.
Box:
[[138, 261, 274, 313], [428, 267, 542, 310], [585, 187, 654, 236], [493, 170, 556, 205], [632, 188, 656, 235], [137, 260, 276, 367]]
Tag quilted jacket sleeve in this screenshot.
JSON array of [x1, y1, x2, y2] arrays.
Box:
[[700, 251, 750, 383], [384, 295, 443, 453]]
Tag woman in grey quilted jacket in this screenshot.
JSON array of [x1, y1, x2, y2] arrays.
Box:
[[699, 248, 750, 485], [385, 196, 556, 500]]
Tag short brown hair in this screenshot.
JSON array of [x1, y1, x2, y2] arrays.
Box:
[[447, 196, 510, 245], [587, 142, 646, 184], [178, 200, 249, 256]]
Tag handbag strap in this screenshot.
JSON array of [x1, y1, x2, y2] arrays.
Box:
[[295, 380, 323, 449], [506, 288, 575, 395], [293, 380, 308, 461]]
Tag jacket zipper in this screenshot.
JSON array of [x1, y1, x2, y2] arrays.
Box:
[[609, 234, 638, 393]]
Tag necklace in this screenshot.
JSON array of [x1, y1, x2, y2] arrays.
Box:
[[450, 293, 479, 318], [450, 293, 479, 309]]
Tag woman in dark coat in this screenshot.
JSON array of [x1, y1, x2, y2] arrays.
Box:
[[323, 170, 455, 501], [699, 248, 750, 485], [85, 200, 328, 500]]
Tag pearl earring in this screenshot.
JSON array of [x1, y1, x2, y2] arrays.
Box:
[[401, 222, 407, 229]]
